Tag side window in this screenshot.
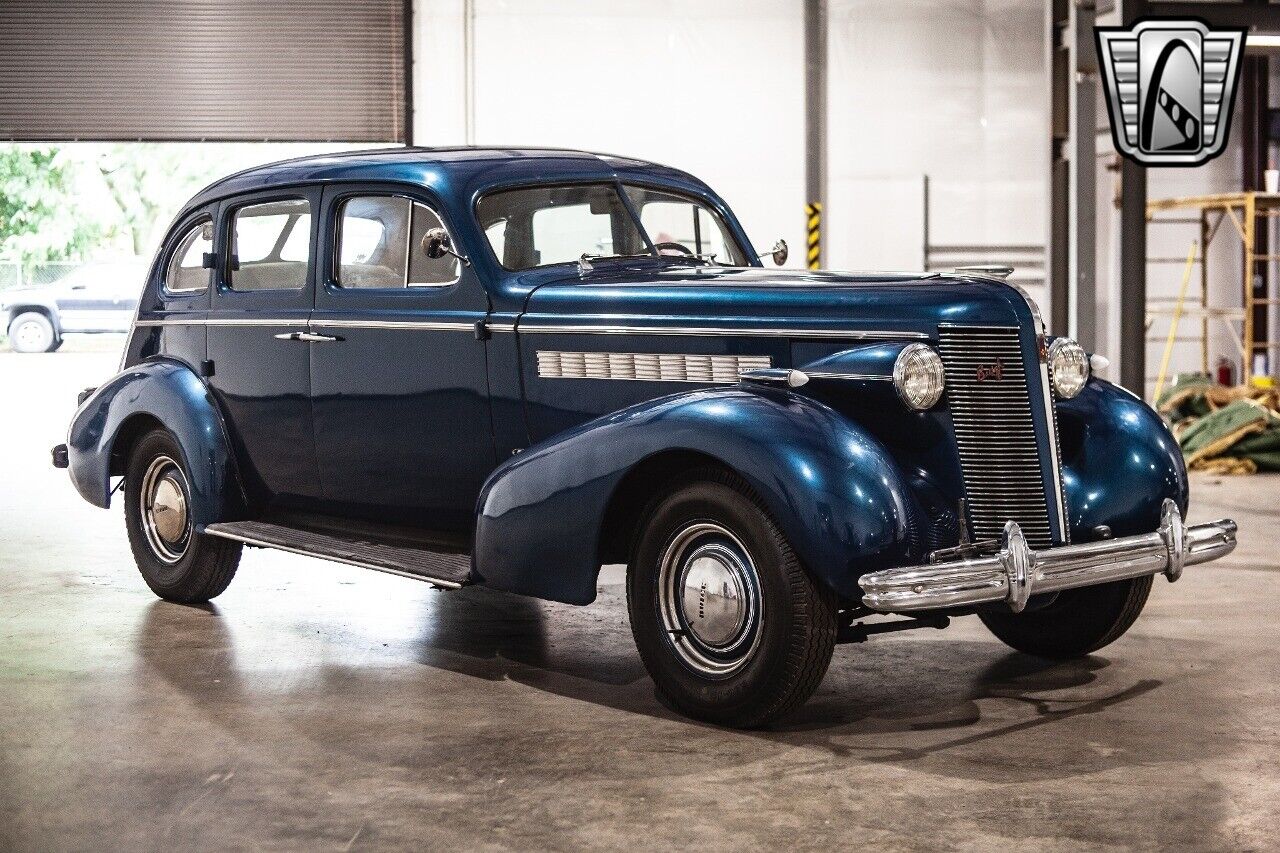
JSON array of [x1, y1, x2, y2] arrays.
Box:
[[229, 198, 311, 291], [336, 195, 458, 289], [165, 219, 212, 294]]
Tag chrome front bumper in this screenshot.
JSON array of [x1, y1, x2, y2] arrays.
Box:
[[860, 500, 1237, 613]]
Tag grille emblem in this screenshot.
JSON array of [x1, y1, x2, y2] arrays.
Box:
[[975, 358, 1004, 382]]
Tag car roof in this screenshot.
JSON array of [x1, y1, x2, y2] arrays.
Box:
[[184, 146, 711, 212]]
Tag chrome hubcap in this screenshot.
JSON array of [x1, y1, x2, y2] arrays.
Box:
[[140, 455, 190, 563], [658, 522, 762, 678], [14, 321, 46, 348]]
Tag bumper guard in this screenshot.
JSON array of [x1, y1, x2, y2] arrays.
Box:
[[860, 500, 1236, 613]]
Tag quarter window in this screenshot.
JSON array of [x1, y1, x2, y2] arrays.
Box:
[[165, 219, 212, 294], [336, 196, 459, 289], [229, 199, 311, 291]]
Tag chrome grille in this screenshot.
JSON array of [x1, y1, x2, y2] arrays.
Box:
[[938, 325, 1055, 549]]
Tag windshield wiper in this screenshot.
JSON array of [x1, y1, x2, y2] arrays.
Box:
[[577, 252, 656, 273]]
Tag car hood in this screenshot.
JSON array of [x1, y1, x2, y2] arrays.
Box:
[[518, 263, 1037, 337]]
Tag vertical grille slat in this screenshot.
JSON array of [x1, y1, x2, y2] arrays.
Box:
[[938, 325, 1056, 549]]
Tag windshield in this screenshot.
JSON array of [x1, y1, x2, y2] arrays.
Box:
[[475, 182, 747, 271]]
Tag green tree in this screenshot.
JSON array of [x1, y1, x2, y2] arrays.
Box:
[[91, 144, 217, 257], [0, 146, 100, 265]]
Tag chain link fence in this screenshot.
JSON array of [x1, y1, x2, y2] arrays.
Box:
[[0, 260, 84, 292]]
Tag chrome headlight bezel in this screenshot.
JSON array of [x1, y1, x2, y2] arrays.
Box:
[[1048, 337, 1090, 399], [893, 343, 945, 411]]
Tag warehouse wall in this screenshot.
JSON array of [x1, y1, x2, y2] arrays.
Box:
[[413, 0, 1045, 273]]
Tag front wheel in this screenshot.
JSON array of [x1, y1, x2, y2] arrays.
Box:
[[979, 575, 1152, 659], [627, 469, 837, 728], [8, 311, 58, 353], [124, 428, 241, 603]]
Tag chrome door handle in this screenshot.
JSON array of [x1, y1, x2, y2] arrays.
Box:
[[273, 331, 342, 342]]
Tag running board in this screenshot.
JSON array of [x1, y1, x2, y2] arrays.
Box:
[[204, 521, 471, 589]]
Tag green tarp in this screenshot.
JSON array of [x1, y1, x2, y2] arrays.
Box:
[[1156, 374, 1280, 474]]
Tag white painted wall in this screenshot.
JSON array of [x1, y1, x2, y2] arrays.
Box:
[[827, 0, 1045, 272], [415, 0, 805, 263], [414, 0, 1045, 275], [412, 1, 1272, 390]]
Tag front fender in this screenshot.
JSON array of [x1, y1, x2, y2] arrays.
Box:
[[67, 359, 242, 525], [474, 387, 916, 605], [1058, 378, 1189, 538]]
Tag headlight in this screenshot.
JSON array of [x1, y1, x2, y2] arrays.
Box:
[[1049, 337, 1090, 398], [893, 343, 945, 410]]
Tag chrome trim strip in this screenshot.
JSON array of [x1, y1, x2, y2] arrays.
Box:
[[134, 317, 927, 341], [134, 318, 306, 327], [802, 371, 893, 382], [517, 324, 929, 340], [311, 318, 477, 332], [135, 317, 480, 331], [1039, 361, 1070, 541], [201, 527, 466, 589], [537, 350, 771, 383], [860, 503, 1237, 613]]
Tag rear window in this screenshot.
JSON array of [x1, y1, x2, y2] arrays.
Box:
[[228, 199, 311, 291]]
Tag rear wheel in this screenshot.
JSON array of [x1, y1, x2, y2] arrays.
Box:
[[627, 469, 836, 728], [979, 575, 1152, 659], [8, 311, 58, 353], [124, 429, 241, 602]]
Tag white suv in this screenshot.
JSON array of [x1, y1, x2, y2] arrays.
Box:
[[1, 259, 146, 352]]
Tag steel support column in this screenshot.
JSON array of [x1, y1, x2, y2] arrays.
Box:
[[1047, 0, 1101, 349], [1048, 0, 1070, 335], [805, 0, 827, 269], [1069, 0, 1098, 350], [1117, 0, 1149, 393]]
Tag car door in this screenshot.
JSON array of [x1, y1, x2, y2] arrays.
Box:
[[309, 184, 495, 534], [206, 189, 323, 512]]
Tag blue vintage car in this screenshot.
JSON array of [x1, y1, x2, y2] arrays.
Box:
[[55, 148, 1237, 727]]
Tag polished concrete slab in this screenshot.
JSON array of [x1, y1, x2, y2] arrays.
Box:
[[2, 345, 1278, 851]]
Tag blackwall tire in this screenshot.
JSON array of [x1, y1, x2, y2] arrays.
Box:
[[979, 575, 1152, 659], [8, 312, 57, 353], [124, 428, 241, 603], [627, 468, 837, 728]]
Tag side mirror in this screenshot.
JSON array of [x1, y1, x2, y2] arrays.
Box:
[[761, 239, 788, 266], [421, 227, 471, 266], [422, 227, 452, 260]]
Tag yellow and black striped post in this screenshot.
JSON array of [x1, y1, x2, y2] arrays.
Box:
[[805, 202, 822, 269]]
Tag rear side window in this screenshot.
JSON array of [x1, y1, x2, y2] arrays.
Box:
[[336, 195, 459, 289], [229, 198, 311, 291], [165, 219, 212, 294]]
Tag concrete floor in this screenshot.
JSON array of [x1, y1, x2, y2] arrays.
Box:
[[2, 340, 1278, 852]]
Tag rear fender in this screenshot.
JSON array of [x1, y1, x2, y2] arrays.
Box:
[[474, 386, 916, 605], [66, 358, 243, 525]]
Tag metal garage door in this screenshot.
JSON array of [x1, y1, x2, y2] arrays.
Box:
[[0, 0, 408, 142]]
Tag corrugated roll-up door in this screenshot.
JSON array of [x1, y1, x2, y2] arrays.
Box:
[[0, 0, 407, 142]]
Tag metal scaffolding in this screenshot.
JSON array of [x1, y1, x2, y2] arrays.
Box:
[[1147, 192, 1280, 385]]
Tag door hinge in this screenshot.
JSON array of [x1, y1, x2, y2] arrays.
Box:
[[200, 359, 215, 377], [474, 320, 491, 341]]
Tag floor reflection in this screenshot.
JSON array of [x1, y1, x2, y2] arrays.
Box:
[[132, 580, 1212, 786]]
